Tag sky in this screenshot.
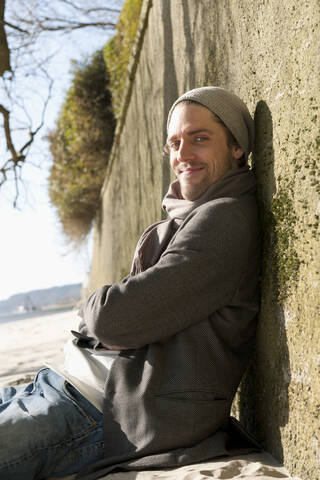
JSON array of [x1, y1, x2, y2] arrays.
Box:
[[0, 3, 121, 301]]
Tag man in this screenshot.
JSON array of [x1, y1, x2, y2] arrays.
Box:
[[0, 86, 260, 480]]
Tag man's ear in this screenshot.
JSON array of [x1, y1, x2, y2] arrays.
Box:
[[232, 146, 244, 160]]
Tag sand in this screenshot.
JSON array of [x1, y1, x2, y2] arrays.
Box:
[[49, 453, 300, 480], [0, 308, 79, 386], [104, 453, 301, 480], [0, 311, 299, 479]]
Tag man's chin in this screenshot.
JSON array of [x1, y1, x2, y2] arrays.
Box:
[[180, 183, 209, 201]]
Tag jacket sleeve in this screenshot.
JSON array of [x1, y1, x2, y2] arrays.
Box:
[[81, 199, 255, 349]]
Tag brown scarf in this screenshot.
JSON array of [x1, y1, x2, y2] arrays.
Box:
[[130, 166, 256, 275]]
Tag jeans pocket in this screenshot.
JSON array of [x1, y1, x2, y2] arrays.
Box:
[[62, 382, 102, 426]]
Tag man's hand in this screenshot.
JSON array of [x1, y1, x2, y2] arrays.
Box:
[[102, 344, 130, 351]]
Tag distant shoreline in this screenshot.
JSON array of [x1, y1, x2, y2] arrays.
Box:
[[0, 305, 77, 325]]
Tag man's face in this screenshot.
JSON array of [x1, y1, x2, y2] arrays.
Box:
[[167, 102, 244, 200]]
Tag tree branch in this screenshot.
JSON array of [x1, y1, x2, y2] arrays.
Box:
[[1, 19, 29, 34], [0, 75, 53, 202], [13, 164, 19, 207], [0, 104, 18, 162], [57, 1, 120, 14], [33, 19, 115, 32]]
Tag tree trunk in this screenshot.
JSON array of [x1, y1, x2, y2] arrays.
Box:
[[0, 0, 11, 76]]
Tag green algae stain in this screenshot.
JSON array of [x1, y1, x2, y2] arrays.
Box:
[[271, 186, 300, 301]]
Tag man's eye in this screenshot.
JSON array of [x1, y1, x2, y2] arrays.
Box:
[[195, 136, 208, 143], [170, 141, 180, 150]]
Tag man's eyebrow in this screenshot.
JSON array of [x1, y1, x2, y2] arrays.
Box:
[[186, 128, 213, 136], [167, 128, 213, 143]]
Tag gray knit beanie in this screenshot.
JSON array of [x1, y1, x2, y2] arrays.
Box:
[[167, 86, 254, 158]]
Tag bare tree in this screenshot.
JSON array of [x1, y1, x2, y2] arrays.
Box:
[[0, 0, 120, 205]]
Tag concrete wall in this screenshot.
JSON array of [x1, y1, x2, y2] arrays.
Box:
[[89, 1, 320, 478]]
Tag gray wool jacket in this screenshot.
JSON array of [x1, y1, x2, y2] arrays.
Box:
[[76, 170, 261, 479]]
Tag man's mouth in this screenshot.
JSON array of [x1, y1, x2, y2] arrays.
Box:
[[180, 166, 204, 175]]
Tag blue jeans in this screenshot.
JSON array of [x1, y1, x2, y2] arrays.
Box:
[[0, 368, 104, 479]]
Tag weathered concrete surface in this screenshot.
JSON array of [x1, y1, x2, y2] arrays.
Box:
[[89, 1, 319, 478]]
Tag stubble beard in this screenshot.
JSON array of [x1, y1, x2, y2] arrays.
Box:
[[180, 178, 210, 201], [179, 155, 235, 201]]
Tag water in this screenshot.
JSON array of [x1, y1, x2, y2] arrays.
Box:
[[0, 306, 75, 325]]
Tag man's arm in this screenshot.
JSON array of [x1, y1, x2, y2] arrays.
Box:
[[81, 199, 256, 349], [76, 277, 132, 350]]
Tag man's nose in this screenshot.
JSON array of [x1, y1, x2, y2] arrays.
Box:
[[177, 140, 194, 162]]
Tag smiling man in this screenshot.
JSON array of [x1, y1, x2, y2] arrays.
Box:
[[166, 100, 244, 200], [0, 87, 261, 480]]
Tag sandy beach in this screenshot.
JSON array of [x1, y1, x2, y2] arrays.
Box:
[[0, 308, 79, 386]]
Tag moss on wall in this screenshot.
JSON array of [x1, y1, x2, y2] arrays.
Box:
[[103, 0, 144, 117], [270, 184, 300, 300]]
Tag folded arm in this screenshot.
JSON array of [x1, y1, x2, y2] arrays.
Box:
[[80, 201, 253, 349]]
